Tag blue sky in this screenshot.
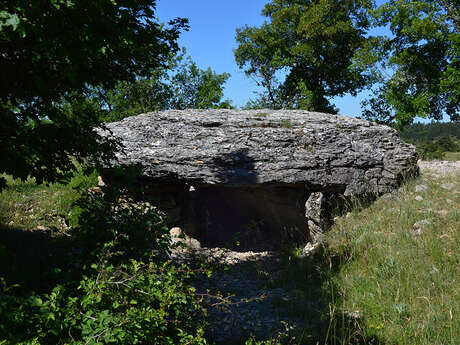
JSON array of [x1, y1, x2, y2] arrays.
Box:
[[156, 0, 387, 118]]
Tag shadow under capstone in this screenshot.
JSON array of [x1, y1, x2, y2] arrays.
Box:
[[189, 184, 308, 251]]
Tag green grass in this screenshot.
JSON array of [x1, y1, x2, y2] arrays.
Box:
[[444, 151, 460, 161], [281, 119, 292, 128], [0, 171, 98, 232], [0, 170, 98, 292], [252, 170, 460, 344], [254, 112, 270, 117], [324, 172, 460, 344]]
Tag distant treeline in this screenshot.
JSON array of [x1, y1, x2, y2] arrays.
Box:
[[398, 122, 460, 159], [398, 122, 460, 142]]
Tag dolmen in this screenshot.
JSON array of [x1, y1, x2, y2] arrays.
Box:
[[100, 109, 418, 251]]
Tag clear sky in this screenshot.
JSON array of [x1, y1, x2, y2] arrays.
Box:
[[155, 0, 390, 118]]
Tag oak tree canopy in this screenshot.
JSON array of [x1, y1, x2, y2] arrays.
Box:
[[0, 0, 187, 190]]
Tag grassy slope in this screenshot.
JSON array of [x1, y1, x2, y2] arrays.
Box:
[[325, 170, 459, 344], [0, 172, 97, 232], [0, 172, 98, 292]]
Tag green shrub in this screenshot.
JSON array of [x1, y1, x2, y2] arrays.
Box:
[[69, 187, 172, 266], [436, 135, 459, 152], [1, 257, 206, 344], [417, 142, 445, 160], [0, 172, 207, 345], [405, 134, 459, 160]]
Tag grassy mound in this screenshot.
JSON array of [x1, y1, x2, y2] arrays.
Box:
[[325, 170, 459, 344]]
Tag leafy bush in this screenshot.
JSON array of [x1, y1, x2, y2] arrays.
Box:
[[0, 173, 207, 345], [417, 142, 445, 160], [1, 257, 206, 344], [415, 135, 459, 160], [436, 135, 459, 152], [69, 188, 172, 266]]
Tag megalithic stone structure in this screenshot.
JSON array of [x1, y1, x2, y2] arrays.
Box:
[[99, 109, 418, 251]]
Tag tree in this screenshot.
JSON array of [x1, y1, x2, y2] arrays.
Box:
[[76, 50, 232, 123], [169, 55, 232, 110], [360, 0, 460, 126], [94, 51, 232, 123], [234, 0, 374, 113], [91, 59, 176, 123], [0, 0, 188, 190]]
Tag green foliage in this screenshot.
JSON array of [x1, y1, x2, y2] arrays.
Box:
[[281, 119, 292, 128], [0, 171, 207, 345], [1, 259, 206, 345], [398, 121, 460, 142], [417, 141, 445, 160], [235, 0, 374, 112], [0, 0, 187, 190], [98, 74, 174, 123], [398, 121, 460, 159], [244, 323, 296, 344], [79, 50, 232, 123], [434, 135, 459, 151], [360, 0, 460, 125], [415, 135, 459, 160], [169, 55, 232, 111]]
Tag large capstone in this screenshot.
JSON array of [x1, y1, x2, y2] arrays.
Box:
[[99, 109, 418, 250]]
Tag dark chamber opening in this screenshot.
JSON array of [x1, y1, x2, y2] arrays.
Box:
[[190, 185, 308, 251]]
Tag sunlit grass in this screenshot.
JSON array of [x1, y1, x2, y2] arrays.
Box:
[[325, 171, 460, 344], [0, 170, 97, 233], [444, 151, 460, 161]]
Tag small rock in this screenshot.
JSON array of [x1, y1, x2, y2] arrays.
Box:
[[380, 192, 397, 201], [414, 219, 431, 227], [342, 310, 362, 319], [170, 227, 182, 238], [415, 184, 428, 193], [441, 183, 455, 190], [87, 186, 103, 195], [97, 175, 105, 187], [186, 237, 201, 250], [170, 227, 201, 249], [436, 209, 448, 217], [415, 195, 424, 201], [36, 225, 47, 231], [299, 242, 320, 257], [413, 228, 423, 237], [430, 266, 439, 275], [413, 219, 432, 236]]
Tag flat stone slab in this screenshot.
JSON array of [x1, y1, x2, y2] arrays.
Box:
[[102, 109, 418, 195], [100, 109, 419, 249]]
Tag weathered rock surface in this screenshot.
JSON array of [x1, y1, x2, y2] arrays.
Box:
[[100, 109, 418, 249], [102, 109, 417, 194]]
